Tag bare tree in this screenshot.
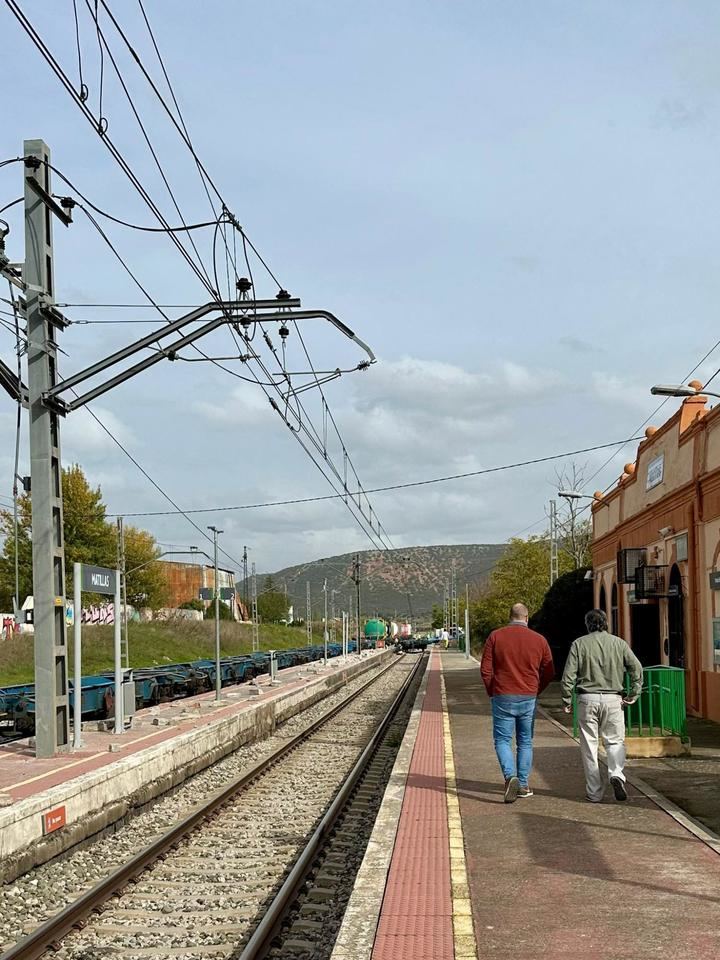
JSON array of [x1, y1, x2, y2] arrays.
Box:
[[554, 462, 592, 569]]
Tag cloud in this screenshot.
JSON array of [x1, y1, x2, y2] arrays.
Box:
[[589, 372, 651, 411], [653, 98, 705, 130], [62, 406, 135, 456], [559, 335, 596, 355]]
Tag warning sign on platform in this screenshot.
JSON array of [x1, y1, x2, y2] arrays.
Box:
[[42, 805, 66, 835]]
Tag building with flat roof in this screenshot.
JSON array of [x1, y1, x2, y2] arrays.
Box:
[[156, 559, 246, 621], [591, 383, 720, 722]]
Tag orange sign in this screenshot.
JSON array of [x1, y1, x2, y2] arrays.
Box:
[[42, 806, 66, 835]]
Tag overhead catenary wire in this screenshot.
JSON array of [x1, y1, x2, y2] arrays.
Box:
[[5, 3, 387, 551], [102, 435, 645, 518]]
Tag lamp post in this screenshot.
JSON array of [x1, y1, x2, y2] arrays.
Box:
[[651, 384, 720, 400], [207, 526, 223, 702]]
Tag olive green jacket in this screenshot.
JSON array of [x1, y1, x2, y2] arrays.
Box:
[[561, 631, 643, 707]]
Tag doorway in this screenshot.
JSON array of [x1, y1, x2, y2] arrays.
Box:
[[599, 584, 607, 619], [667, 565, 685, 669], [630, 603, 661, 665], [611, 583, 619, 636]]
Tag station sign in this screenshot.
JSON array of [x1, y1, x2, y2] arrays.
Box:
[[42, 805, 66, 835], [709, 571, 720, 591], [646, 453, 665, 491], [81, 564, 117, 596]]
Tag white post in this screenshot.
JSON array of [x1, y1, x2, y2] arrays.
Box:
[[73, 563, 82, 749], [465, 605, 470, 660], [114, 570, 123, 735]]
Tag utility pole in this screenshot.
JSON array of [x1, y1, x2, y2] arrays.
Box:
[[330, 589, 336, 645], [208, 526, 223, 701], [353, 554, 361, 652], [306, 581, 312, 646], [117, 517, 129, 668], [323, 578, 328, 664], [25, 141, 72, 757], [465, 582, 470, 660], [251, 562, 259, 652], [451, 561, 458, 646], [242, 545, 248, 619], [549, 499, 559, 586]]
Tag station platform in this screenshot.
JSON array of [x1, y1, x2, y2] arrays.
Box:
[[0, 649, 391, 881], [334, 649, 720, 960]]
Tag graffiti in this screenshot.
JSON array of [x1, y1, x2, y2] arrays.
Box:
[[81, 604, 116, 625]]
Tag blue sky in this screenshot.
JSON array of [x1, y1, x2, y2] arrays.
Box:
[[2, 1, 720, 573]]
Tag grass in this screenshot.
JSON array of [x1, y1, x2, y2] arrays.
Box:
[[0, 621, 314, 686]]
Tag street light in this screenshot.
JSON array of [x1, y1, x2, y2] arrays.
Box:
[[651, 383, 720, 400], [207, 526, 223, 702], [558, 490, 601, 501]]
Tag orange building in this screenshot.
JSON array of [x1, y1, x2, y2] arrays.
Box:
[[591, 383, 720, 722], [157, 560, 247, 621]]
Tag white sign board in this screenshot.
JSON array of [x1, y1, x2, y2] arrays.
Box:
[[646, 453, 665, 491]]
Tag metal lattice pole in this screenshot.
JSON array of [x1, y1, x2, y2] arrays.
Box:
[[208, 526, 223, 701], [251, 562, 259, 652], [117, 517, 129, 668], [25, 141, 70, 756], [306, 581, 312, 646]]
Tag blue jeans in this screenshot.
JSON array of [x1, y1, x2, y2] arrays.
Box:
[[491, 695, 537, 786]]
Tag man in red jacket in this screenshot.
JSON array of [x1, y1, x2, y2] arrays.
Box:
[[481, 603, 555, 803]]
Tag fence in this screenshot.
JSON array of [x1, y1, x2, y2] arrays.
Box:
[[572, 666, 687, 739]]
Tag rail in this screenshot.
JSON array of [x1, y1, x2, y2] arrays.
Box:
[[0, 653, 405, 960]]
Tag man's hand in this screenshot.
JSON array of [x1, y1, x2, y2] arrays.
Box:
[[622, 696, 638, 706], [563, 705, 572, 714]]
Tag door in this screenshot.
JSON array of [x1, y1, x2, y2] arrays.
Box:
[[630, 603, 661, 666], [667, 565, 685, 668]]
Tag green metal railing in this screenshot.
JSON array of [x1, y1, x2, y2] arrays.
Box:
[[572, 666, 687, 739]]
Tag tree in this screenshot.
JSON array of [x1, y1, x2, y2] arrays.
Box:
[[0, 495, 32, 611], [205, 599, 233, 620], [430, 603, 444, 629], [554, 462, 592, 569], [122, 525, 168, 609], [0, 464, 167, 610], [257, 587, 288, 623], [467, 534, 575, 641], [530, 568, 593, 670]]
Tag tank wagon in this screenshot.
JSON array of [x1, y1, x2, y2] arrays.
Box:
[[0, 641, 359, 736]]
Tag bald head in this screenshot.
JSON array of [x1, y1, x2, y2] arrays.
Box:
[[510, 603, 529, 622]]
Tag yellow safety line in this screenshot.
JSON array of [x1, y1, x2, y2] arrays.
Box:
[[441, 662, 479, 960]]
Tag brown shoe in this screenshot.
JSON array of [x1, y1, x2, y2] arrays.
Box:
[[504, 776, 519, 803], [518, 786, 534, 799]]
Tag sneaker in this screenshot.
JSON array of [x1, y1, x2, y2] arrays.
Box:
[[504, 776, 520, 803], [518, 786, 534, 799], [610, 777, 628, 802]]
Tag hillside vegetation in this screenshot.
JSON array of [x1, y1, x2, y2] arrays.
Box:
[[243, 544, 506, 620], [0, 621, 310, 686]]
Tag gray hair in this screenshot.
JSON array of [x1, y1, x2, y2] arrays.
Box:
[[585, 609, 608, 633]]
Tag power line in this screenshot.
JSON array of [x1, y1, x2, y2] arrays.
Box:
[[103, 435, 644, 518]]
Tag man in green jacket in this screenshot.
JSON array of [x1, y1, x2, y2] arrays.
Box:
[[561, 609, 643, 802]]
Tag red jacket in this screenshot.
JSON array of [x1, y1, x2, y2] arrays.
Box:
[[481, 623, 555, 697]]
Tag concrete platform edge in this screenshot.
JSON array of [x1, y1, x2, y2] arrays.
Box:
[[536, 704, 720, 856], [0, 651, 393, 882], [330, 656, 429, 960]]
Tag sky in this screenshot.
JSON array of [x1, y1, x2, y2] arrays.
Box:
[[2, 1, 720, 575]]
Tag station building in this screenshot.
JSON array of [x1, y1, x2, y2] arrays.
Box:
[[591, 383, 720, 722]]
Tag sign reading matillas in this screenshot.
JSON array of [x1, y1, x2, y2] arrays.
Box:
[[81, 564, 117, 595]]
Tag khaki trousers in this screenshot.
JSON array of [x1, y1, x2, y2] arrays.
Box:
[[577, 693, 626, 802]]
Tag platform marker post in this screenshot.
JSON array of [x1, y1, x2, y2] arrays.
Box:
[[73, 563, 82, 748]]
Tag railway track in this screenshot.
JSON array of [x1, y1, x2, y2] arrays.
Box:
[[0, 653, 425, 960]]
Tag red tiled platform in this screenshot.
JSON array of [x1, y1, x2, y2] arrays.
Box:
[[443, 651, 720, 960], [372, 651, 453, 960]]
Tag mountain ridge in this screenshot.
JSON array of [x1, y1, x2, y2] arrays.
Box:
[[239, 544, 506, 621]]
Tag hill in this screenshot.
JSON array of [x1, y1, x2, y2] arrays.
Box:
[[241, 544, 506, 622]]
